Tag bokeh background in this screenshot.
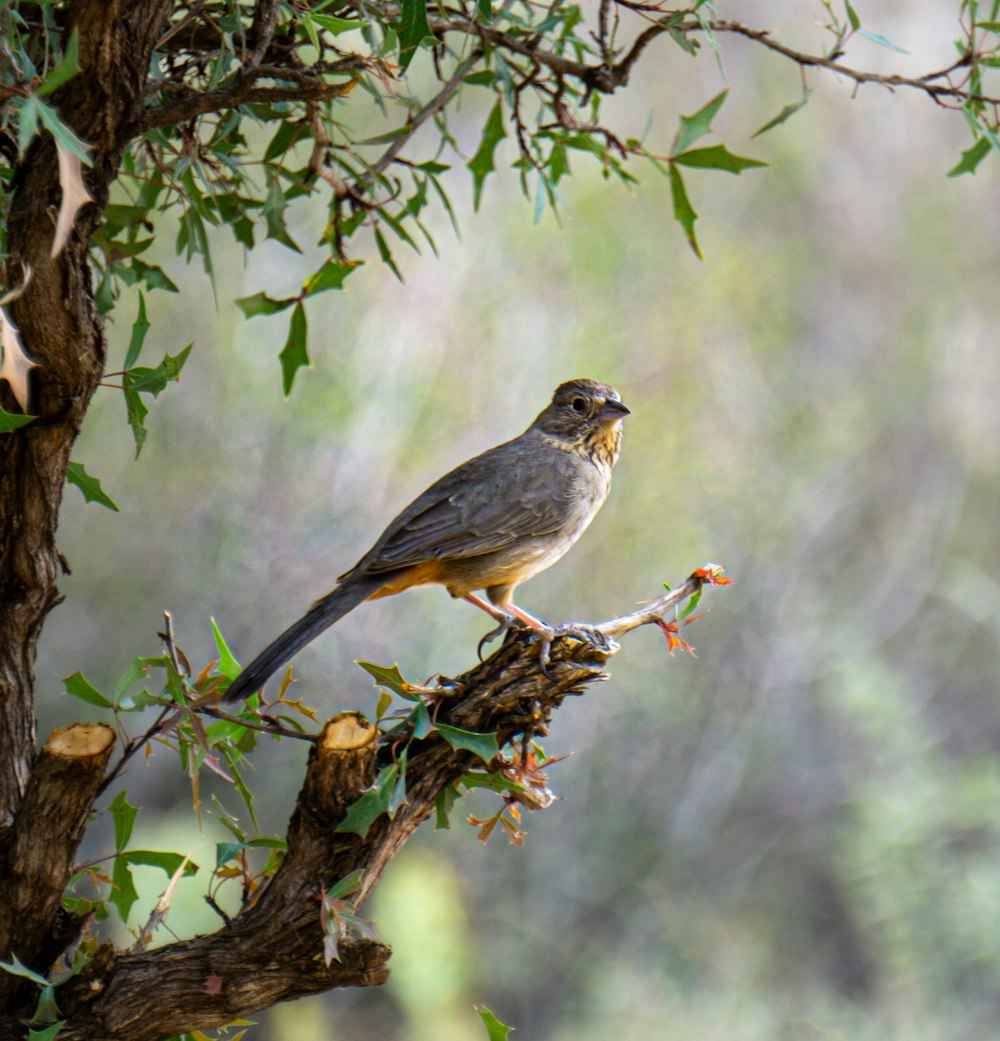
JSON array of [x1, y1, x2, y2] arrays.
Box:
[[33, 1, 1000, 1038]]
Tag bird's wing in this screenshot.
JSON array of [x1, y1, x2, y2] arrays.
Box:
[[347, 435, 581, 576]]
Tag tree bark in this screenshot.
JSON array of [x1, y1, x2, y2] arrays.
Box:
[[0, 725, 116, 1009], [0, 0, 173, 819]]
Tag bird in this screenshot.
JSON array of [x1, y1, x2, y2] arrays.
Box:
[[222, 378, 629, 702]]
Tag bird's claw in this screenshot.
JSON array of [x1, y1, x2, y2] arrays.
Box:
[[536, 623, 611, 677], [477, 616, 515, 660]]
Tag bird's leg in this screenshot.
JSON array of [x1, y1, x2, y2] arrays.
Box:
[[466, 594, 553, 661], [466, 593, 517, 659], [488, 598, 563, 675]]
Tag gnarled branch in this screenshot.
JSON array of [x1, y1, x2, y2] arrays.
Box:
[[0, 571, 722, 1039]]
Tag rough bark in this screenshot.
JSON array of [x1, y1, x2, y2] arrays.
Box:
[[0, 725, 116, 1010], [0, 0, 173, 818]]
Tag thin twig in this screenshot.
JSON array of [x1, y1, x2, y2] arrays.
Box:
[[200, 705, 320, 742], [362, 50, 482, 186], [595, 565, 725, 638]]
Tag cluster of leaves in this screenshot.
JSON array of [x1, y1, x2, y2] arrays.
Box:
[[0, 0, 771, 403], [950, 0, 1000, 174], [3, 1, 998, 412]]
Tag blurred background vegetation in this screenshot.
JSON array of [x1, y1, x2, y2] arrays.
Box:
[[32, 0, 1000, 1038]]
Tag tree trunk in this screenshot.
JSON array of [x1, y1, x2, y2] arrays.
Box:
[[0, 0, 173, 819]]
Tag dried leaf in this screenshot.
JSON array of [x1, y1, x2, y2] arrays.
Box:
[[0, 266, 37, 413], [51, 141, 94, 259]]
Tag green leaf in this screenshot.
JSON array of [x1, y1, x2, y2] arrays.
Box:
[[375, 690, 393, 719], [389, 746, 409, 814], [216, 841, 245, 868], [476, 1005, 515, 1041], [264, 119, 308, 163], [110, 856, 138, 923], [66, 461, 119, 511], [460, 770, 524, 794], [857, 28, 908, 54], [673, 90, 728, 154], [948, 136, 993, 176], [409, 700, 433, 738], [667, 24, 699, 55], [468, 102, 507, 211], [279, 301, 309, 396], [399, 0, 432, 71], [211, 618, 242, 681], [336, 763, 401, 837], [121, 850, 199, 877], [123, 344, 193, 396], [435, 723, 499, 763], [355, 660, 419, 700], [16, 96, 40, 155], [110, 791, 139, 851], [312, 13, 361, 34], [327, 868, 366, 900], [752, 91, 813, 137], [667, 163, 701, 259], [37, 29, 81, 96], [235, 292, 298, 319], [373, 228, 403, 282], [677, 586, 703, 622], [302, 259, 362, 296], [113, 655, 169, 706], [844, 1, 861, 31], [124, 292, 150, 369], [262, 177, 301, 252], [123, 389, 148, 457], [0, 409, 36, 432], [28, 1021, 66, 1041], [0, 954, 51, 987], [35, 97, 91, 164], [125, 260, 179, 294], [672, 145, 767, 174], [435, 785, 461, 829], [63, 670, 113, 708], [29, 1022, 66, 1041]]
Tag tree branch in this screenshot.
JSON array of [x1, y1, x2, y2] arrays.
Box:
[[427, 11, 999, 107], [0, 725, 116, 1009], [139, 64, 368, 131], [0, 571, 721, 1039]]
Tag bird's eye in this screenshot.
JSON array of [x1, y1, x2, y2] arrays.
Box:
[[571, 397, 587, 413]]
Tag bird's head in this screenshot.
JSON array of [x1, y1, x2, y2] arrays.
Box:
[[533, 378, 630, 468]]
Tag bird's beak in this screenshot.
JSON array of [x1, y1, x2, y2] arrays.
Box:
[[599, 399, 630, 423]]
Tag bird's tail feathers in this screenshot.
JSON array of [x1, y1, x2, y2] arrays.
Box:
[[222, 576, 381, 703]]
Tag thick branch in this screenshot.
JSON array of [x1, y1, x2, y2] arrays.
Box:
[[0, 571, 718, 1038], [55, 715, 389, 1041], [0, 725, 116, 1008], [139, 61, 370, 131]]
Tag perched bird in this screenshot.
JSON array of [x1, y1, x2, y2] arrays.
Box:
[[223, 378, 629, 702]]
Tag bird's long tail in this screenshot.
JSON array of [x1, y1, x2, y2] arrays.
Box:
[[222, 576, 383, 703]]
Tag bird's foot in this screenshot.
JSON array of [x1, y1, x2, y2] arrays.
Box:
[[536, 623, 613, 677], [477, 616, 516, 660]]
